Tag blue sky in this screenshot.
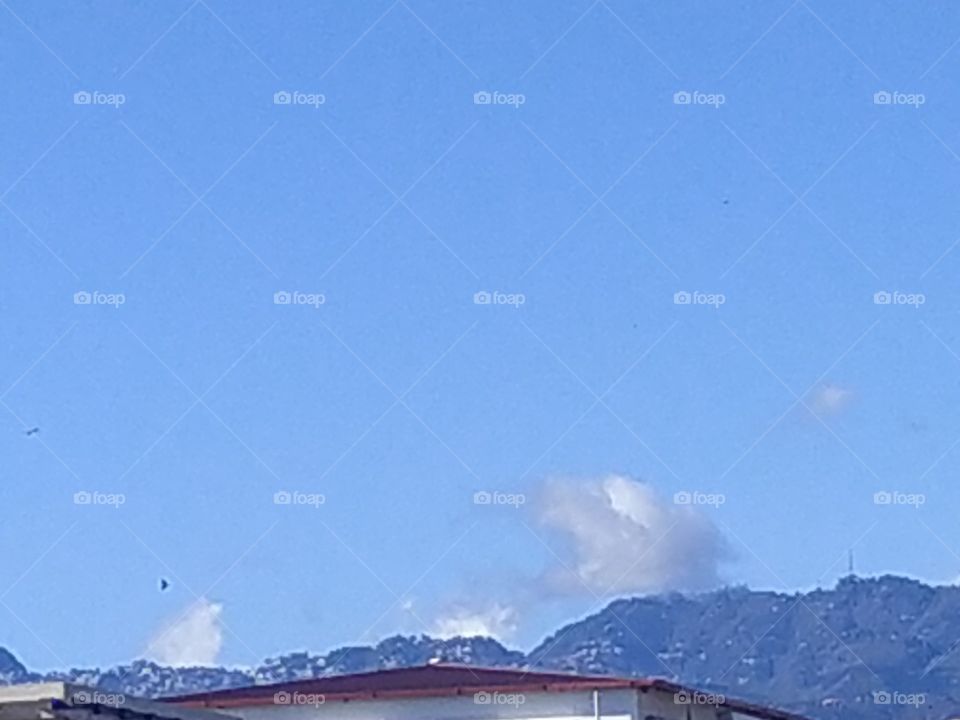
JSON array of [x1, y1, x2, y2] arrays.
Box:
[[3, 0, 960, 671]]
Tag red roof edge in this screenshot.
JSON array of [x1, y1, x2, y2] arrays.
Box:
[[163, 663, 809, 720]]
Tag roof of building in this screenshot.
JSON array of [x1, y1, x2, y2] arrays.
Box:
[[164, 663, 810, 720]]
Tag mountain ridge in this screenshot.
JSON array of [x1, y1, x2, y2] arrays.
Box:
[[2, 575, 957, 720]]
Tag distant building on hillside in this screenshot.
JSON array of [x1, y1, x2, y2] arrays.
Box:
[[0, 681, 221, 720], [162, 663, 809, 720]]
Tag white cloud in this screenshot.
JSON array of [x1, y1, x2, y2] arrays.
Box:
[[145, 599, 224, 667], [432, 603, 518, 641], [808, 383, 854, 417], [538, 475, 729, 595]]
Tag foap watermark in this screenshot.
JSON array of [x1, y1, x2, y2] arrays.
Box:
[[273, 691, 326, 707], [674, 490, 725, 508], [872, 690, 925, 708], [473, 90, 525, 108], [675, 690, 725, 706], [873, 90, 925, 108], [874, 490, 925, 508], [274, 490, 326, 508], [74, 490, 125, 508], [274, 290, 325, 308], [673, 90, 725, 108], [72, 691, 126, 707], [74, 90, 125, 108], [74, 290, 125, 308], [674, 290, 725, 308], [873, 290, 924, 308], [273, 90, 326, 108], [474, 691, 526, 707], [473, 490, 525, 508], [474, 290, 525, 307]]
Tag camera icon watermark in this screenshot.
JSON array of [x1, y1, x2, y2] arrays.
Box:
[[72, 691, 126, 707], [474, 692, 525, 706], [872, 690, 924, 707], [473, 90, 526, 108], [273, 90, 326, 108], [473, 290, 525, 307], [74, 90, 125, 108], [673, 90, 725, 108], [674, 690, 724, 706], [873, 290, 924, 308], [273, 691, 325, 707], [74, 290, 125, 308], [473, 490, 525, 508], [673, 490, 725, 507], [674, 290, 725, 308], [274, 490, 326, 508], [274, 290, 325, 308], [73, 490, 126, 508], [873, 490, 925, 508], [873, 90, 925, 108]]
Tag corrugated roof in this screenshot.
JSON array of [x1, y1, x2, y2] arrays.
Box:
[[163, 663, 810, 720]]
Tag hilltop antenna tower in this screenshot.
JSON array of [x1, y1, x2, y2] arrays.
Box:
[[848, 549, 855, 576]]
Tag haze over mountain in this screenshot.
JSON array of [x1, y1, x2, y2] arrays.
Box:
[[0, 575, 955, 720]]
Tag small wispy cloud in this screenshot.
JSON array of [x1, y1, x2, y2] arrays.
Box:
[[432, 602, 519, 641], [145, 599, 224, 667], [808, 383, 854, 417]]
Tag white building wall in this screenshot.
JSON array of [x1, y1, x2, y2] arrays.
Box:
[[208, 687, 732, 720], [214, 689, 635, 720], [636, 688, 725, 720]]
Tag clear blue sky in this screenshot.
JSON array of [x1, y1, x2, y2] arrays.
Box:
[[3, 0, 960, 671]]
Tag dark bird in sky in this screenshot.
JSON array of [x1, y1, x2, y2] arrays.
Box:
[[24, 427, 39, 436], [159, 578, 170, 591]]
